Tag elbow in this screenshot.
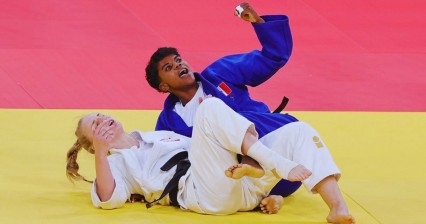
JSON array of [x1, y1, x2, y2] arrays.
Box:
[[279, 44, 292, 66], [91, 180, 128, 210], [262, 48, 291, 68], [98, 193, 113, 203], [279, 47, 292, 68], [96, 180, 116, 202]]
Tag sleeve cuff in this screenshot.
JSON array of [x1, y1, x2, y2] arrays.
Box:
[[91, 179, 127, 210]]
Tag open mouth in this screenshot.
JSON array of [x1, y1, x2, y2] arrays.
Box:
[[179, 68, 188, 77]]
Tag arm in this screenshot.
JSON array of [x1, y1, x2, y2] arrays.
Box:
[[92, 119, 116, 202], [203, 4, 292, 86], [94, 152, 115, 201], [91, 173, 129, 209], [90, 119, 129, 209]]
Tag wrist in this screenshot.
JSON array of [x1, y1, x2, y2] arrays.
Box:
[[254, 16, 265, 24], [95, 149, 109, 157]]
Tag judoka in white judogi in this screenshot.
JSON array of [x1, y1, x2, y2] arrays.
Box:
[[91, 98, 340, 215]]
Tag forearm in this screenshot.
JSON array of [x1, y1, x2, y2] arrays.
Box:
[[253, 15, 292, 62], [208, 15, 292, 86], [94, 153, 115, 202]]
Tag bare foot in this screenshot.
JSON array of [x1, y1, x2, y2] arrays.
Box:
[[225, 164, 265, 179], [327, 206, 356, 224], [260, 195, 284, 214], [287, 165, 312, 181]]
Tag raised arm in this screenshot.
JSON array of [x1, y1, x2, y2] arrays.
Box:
[[203, 3, 292, 86]]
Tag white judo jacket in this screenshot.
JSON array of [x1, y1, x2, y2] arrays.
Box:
[[91, 130, 190, 209]]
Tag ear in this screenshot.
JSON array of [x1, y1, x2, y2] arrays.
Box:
[[159, 82, 170, 93]]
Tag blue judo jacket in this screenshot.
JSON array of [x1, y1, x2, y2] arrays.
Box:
[[156, 15, 298, 138]]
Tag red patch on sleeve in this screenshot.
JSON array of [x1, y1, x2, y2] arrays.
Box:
[[217, 82, 232, 96]]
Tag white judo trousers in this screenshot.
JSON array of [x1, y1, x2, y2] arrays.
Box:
[[178, 98, 340, 215]]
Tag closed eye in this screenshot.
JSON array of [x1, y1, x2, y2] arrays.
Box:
[[91, 120, 96, 131]]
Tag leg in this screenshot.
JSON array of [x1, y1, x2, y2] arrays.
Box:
[[242, 127, 312, 181], [225, 123, 311, 181], [314, 176, 355, 224], [269, 179, 302, 197], [198, 98, 310, 181], [261, 122, 354, 223], [190, 98, 303, 213], [188, 98, 262, 214]]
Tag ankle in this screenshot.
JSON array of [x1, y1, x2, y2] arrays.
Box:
[[331, 203, 349, 214]]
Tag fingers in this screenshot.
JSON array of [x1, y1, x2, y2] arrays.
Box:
[[94, 118, 115, 140], [240, 2, 250, 9], [234, 4, 244, 17], [235, 2, 249, 17], [234, 2, 264, 24]]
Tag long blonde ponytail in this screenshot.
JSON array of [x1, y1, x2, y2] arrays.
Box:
[[66, 140, 92, 183], [65, 119, 95, 183]]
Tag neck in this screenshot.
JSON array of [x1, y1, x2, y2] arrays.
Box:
[[111, 133, 139, 149], [173, 83, 199, 106]]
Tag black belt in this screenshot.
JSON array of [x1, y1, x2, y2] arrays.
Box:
[[146, 151, 190, 208], [272, 96, 289, 113]]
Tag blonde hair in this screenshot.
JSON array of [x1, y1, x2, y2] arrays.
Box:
[[66, 118, 95, 183]]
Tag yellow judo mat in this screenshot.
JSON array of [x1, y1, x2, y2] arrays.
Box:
[[1, 109, 425, 224]]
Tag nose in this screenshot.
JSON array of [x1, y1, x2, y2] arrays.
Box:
[[95, 117, 104, 126], [174, 62, 181, 70], [95, 115, 112, 125]]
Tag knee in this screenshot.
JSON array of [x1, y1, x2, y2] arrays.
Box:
[[199, 97, 223, 110], [296, 121, 320, 137], [196, 97, 225, 119], [296, 121, 315, 131]]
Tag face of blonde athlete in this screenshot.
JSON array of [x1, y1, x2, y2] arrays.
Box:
[[157, 54, 196, 93], [79, 113, 124, 143]]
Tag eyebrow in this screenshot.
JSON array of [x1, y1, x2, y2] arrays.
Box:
[[161, 55, 179, 71]]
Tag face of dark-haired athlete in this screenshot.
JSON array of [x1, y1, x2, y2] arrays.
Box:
[[157, 54, 196, 93]]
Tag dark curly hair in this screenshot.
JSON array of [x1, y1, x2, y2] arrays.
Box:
[[145, 47, 180, 92]]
